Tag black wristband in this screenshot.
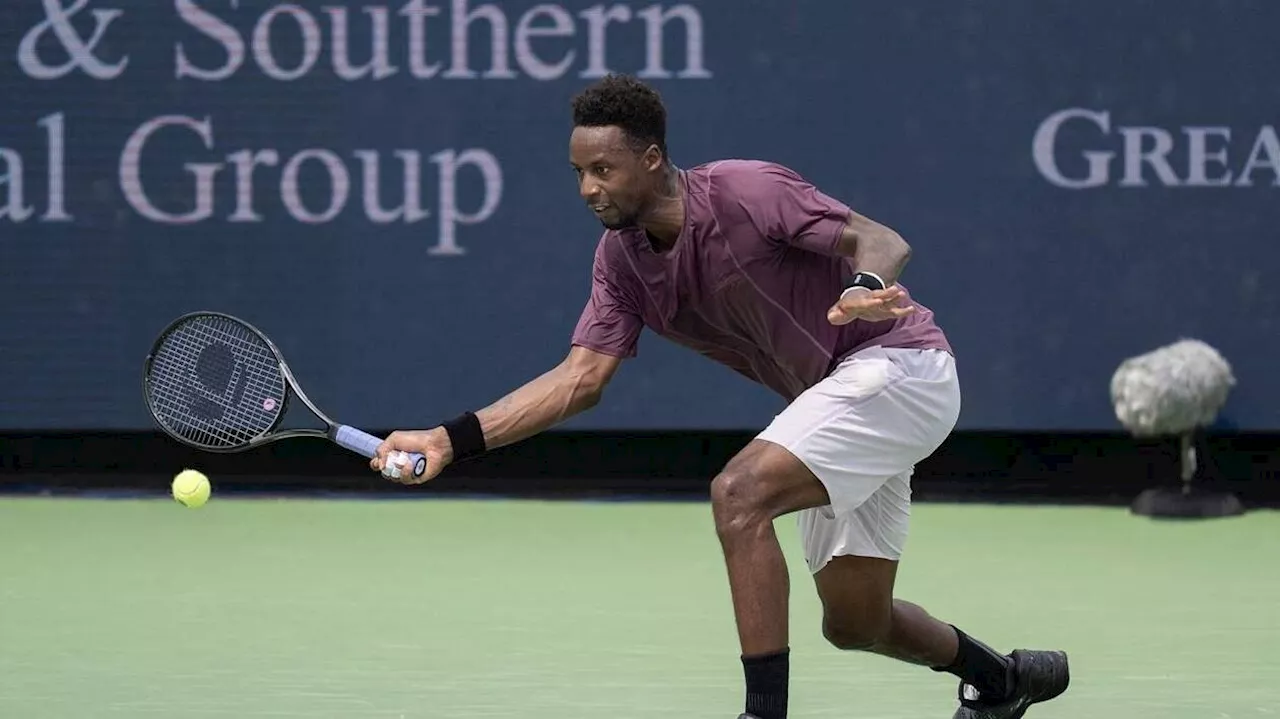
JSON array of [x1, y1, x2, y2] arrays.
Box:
[[844, 271, 887, 292], [442, 411, 487, 462]]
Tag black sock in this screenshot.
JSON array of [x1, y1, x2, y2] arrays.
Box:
[[742, 648, 789, 719], [932, 626, 1012, 701]]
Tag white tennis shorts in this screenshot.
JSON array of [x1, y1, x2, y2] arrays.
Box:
[[756, 346, 961, 573]]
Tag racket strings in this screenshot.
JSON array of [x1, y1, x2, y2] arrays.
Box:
[[146, 316, 287, 449]]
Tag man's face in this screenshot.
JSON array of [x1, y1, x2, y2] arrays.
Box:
[[569, 125, 660, 230]]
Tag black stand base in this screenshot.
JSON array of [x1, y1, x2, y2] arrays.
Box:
[[1131, 487, 1246, 519]]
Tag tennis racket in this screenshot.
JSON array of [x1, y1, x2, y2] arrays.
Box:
[[142, 311, 426, 479]]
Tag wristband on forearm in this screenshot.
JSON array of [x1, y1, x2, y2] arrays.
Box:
[[840, 271, 887, 299], [442, 411, 487, 462]]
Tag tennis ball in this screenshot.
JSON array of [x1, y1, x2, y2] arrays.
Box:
[[172, 469, 211, 508]]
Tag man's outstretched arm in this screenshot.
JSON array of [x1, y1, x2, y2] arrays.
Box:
[[473, 344, 622, 451], [371, 345, 623, 481]]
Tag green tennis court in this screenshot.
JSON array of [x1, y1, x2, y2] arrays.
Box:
[[2, 496, 1276, 718]]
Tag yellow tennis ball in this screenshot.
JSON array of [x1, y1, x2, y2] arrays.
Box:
[[172, 469, 211, 508]]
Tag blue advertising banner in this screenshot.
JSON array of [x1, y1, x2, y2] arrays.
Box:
[[2, 1, 1277, 431]]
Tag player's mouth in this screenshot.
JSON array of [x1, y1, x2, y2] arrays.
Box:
[[591, 204, 611, 215]]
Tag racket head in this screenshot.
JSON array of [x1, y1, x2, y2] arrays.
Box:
[[143, 311, 290, 452]]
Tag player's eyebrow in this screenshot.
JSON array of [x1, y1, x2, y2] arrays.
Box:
[[571, 153, 610, 170]]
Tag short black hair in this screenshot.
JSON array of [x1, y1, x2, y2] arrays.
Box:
[[571, 74, 668, 159]]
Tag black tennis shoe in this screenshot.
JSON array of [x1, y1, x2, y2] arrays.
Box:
[[951, 649, 1070, 719]]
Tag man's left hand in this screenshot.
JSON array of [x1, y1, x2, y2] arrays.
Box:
[[826, 285, 916, 325]]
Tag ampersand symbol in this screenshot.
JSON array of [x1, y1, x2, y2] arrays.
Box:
[[17, 0, 129, 80]]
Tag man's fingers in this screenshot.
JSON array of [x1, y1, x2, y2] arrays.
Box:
[[828, 296, 889, 323], [845, 288, 901, 308], [371, 434, 402, 474], [828, 302, 915, 325], [864, 287, 904, 308], [874, 287, 905, 303], [388, 458, 435, 486], [381, 450, 411, 481], [829, 283, 912, 325]]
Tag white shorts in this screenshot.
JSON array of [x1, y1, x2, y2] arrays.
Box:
[[755, 346, 961, 573]]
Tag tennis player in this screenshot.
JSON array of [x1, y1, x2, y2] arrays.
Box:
[[371, 74, 1069, 719]]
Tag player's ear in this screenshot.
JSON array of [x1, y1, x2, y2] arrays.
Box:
[[642, 144, 663, 172]]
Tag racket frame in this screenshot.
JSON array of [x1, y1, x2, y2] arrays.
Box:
[[143, 311, 426, 477]]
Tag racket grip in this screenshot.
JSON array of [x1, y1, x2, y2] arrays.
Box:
[[333, 425, 426, 478]]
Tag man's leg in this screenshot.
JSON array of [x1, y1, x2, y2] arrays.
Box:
[[708, 439, 1049, 719], [812, 549, 1070, 719], [804, 470, 1069, 719], [715, 346, 951, 718], [709, 439, 831, 719], [733, 347, 1067, 718], [812, 553, 1011, 694]]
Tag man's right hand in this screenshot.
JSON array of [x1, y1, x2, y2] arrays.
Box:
[[371, 427, 454, 484]]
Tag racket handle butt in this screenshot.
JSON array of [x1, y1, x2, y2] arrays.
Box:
[[333, 425, 427, 478]]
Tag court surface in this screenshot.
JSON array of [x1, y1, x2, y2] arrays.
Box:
[[2, 496, 1277, 718]]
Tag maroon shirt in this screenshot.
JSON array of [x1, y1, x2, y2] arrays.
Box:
[[571, 160, 952, 401]]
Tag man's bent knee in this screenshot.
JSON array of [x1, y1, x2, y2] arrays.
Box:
[[710, 469, 771, 541], [711, 441, 831, 543], [823, 616, 890, 652]]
